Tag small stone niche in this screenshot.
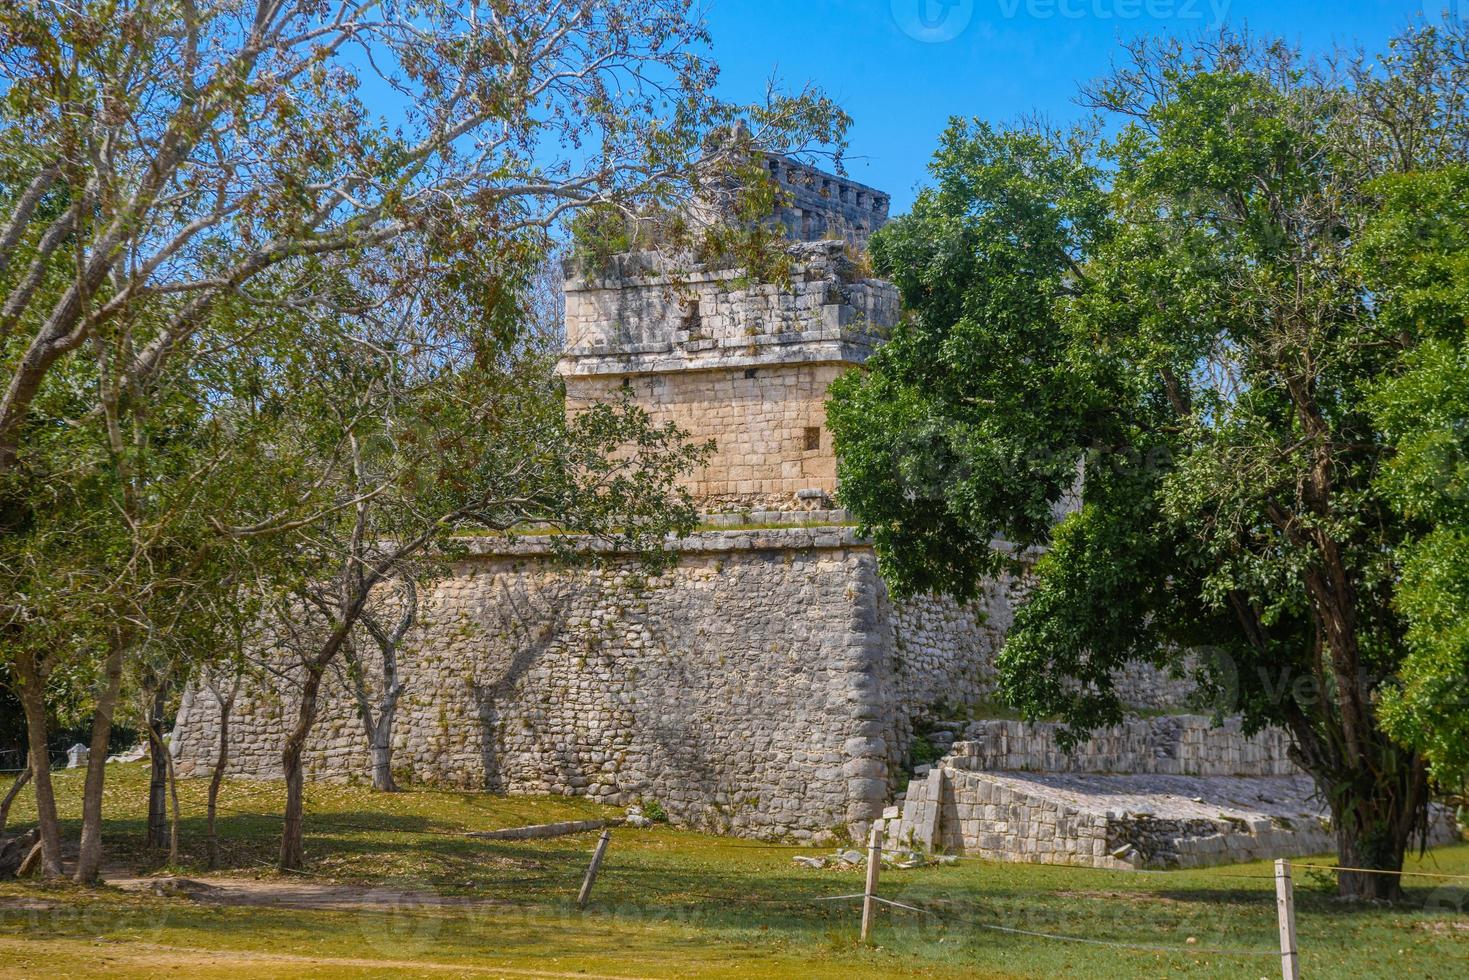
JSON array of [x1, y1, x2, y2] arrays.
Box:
[[803, 426, 822, 451]]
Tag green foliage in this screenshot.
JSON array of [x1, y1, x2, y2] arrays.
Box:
[[828, 121, 1107, 601], [569, 204, 644, 274], [696, 162, 796, 287], [568, 160, 798, 289], [907, 733, 940, 770], [1361, 167, 1469, 789], [830, 24, 1469, 888]]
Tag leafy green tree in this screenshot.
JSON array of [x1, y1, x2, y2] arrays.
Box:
[[233, 240, 710, 870], [1360, 167, 1469, 796], [0, 0, 844, 476], [829, 25, 1469, 899]]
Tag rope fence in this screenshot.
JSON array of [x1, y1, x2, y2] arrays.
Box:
[[1289, 862, 1469, 881]]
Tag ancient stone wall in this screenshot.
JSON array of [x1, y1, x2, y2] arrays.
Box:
[[175, 526, 1024, 839], [887, 767, 1461, 870], [761, 156, 890, 246], [565, 363, 847, 509], [942, 715, 1299, 778], [887, 590, 1012, 729], [559, 241, 898, 512], [562, 242, 895, 356]]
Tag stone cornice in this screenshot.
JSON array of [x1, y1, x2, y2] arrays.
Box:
[[454, 523, 870, 559], [555, 336, 880, 378]]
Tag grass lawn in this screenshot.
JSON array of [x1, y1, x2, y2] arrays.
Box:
[[1, 765, 1465, 978]]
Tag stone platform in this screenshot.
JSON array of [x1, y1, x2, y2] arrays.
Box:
[[889, 769, 1336, 868], [887, 719, 1463, 868]]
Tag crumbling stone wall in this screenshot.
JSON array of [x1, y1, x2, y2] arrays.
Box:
[[762, 156, 890, 246], [942, 715, 1299, 777], [559, 241, 899, 512], [176, 526, 1022, 839]]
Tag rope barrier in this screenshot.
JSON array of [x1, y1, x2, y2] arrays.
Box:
[[871, 895, 931, 915], [660, 839, 837, 850], [939, 853, 1277, 880], [1289, 862, 1469, 882], [811, 887, 1279, 955]]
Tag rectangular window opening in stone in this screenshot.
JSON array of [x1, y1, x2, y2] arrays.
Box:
[[804, 426, 821, 451], [682, 298, 701, 334]]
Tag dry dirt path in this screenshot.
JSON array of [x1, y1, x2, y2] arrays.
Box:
[[0, 936, 655, 979], [106, 873, 513, 912]]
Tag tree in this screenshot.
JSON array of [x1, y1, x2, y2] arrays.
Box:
[[1360, 167, 1469, 796], [252, 258, 710, 868], [0, 0, 843, 475], [828, 23, 1469, 899], [342, 573, 415, 792]]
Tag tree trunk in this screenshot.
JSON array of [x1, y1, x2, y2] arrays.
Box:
[[15, 654, 63, 878], [74, 634, 128, 884], [279, 668, 324, 871], [369, 709, 397, 793], [1329, 751, 1429, 901], [0, 767, 32, 833], [165, 738, 181, 865], [146, 686, 168, 849], [206, 682, 237, 871], [280, 739, 306, 871]]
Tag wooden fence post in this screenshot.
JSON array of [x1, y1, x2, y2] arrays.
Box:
[[1274, 858, 1300, 980], [577, 829, 612, 909], [860, 821, 882, 943]]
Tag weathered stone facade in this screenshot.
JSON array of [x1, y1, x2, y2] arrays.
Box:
[[940, 715, 1300, 778], [175, 526, 986, 837], [887, 756, 1461, 870], [560, 227, 898, 513]]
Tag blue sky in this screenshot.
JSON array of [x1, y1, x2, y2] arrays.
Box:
[[702, 0, 1465, 212]]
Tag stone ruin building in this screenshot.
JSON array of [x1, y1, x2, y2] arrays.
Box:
[[173, 156, 1455, 868]]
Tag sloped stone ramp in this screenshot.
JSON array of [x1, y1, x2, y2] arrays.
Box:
[[885, 716, 1461, 869]]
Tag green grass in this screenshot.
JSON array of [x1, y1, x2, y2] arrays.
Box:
[[2, 765, 1466, 978]]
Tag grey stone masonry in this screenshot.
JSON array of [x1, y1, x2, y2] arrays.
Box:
[[943, 715, 1299, 777], [886, 717, 1463, 868], [175, 524, 1015, 840], [173, 517, 1213, 840], [558, 240, 898, 378], [888, 768, 1460, 870], [761, 155, 890, 247]]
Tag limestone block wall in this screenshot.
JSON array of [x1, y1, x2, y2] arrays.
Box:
[[560, 241, 895, 358], [762, 155, 890, 246], [558, 241, 899, 512], [913, 770, 1339, 870], [174, 527, 1018, 839], [942, 715, 1299, 777], [564, 363, 847, 508], [888, 588, 1015, 717], [889, 767, 1461, 869]]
